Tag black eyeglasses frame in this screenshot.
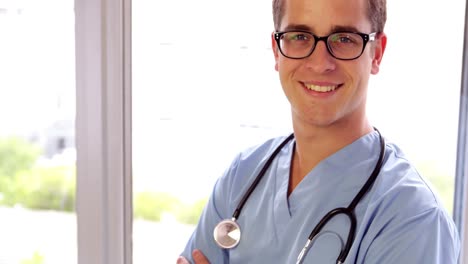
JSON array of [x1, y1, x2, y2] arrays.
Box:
[[273, 31, 377, 61]]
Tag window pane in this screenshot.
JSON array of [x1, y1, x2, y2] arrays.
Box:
[[132, 0, 463, 263], [132, 1, 290, 263], [0, 0, 76, 263]]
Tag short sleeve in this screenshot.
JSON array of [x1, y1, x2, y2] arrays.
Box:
[[362, 207, 460, 263]]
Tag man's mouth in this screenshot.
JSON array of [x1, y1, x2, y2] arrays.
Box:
[[304, 83, 340, 92]]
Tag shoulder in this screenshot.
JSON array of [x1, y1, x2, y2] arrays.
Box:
[[212, 133, 293, 204], [237, 133, 293, 163], [358, 141, 460, 261], [364, 139, 459, 241], [221, 133, 293, 180], [371, 141, 444, 213]]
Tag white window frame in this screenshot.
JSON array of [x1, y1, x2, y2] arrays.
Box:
[[454, 2, 468, 262], [75, 0, 132, 263]]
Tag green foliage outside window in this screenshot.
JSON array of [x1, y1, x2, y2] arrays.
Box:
[[3, 166, 76, 211], [0, 136, 206, 224], [0, 136, 456, 225], [134, 191, 180, 222], [0, 137, 40, 178], [20, 251, 45, 264], [172, 197, 208, 225], [417, 161, 455, 215], [133, 191, 208, 225], [0, 137, 75, 211]]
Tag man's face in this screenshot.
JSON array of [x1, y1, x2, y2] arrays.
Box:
[[272, 0, 386, 128]]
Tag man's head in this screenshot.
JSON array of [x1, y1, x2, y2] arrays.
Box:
[[273, 0, 387, 32], [271, 0, 387, 129]]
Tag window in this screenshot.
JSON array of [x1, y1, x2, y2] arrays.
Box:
[[131, 0, 464, 263], [131, 1, 290, 262], [0, 0, 76, 263]]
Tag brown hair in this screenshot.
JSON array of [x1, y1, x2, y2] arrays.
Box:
[[272, 0, 387, 32]]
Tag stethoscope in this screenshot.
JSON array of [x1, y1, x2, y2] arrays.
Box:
[[213, 128, 385, 264]]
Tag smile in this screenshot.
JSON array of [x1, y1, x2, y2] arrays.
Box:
[[304, 83, 339, 92]]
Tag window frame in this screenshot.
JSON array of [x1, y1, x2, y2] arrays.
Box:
[[454, 2, 468, 263], [75, 0, 132, 263]]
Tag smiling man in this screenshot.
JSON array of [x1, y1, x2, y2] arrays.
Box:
[[176, 0, 460, 263]]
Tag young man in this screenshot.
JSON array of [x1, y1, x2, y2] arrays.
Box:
[[177, 0, 461, 262]]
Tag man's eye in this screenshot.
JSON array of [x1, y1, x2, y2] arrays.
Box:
[[330, 34, 358, 44], [338, 37, 352, 43], [289, 34, 309, 41]]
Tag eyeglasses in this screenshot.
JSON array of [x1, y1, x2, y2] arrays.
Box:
[[274, 31, 377, 60]]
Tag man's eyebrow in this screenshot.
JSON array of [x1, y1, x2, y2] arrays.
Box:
[[281, 24, 313, 32], [331, 25, 361, 33], [279, 24, 362, 34]]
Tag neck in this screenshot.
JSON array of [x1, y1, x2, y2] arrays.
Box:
[[287, 117, 373, 195]]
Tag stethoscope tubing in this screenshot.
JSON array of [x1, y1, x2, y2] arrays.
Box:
[[232, 133, 295, 220], [216, 129, 385, 264], [299, 128, 385, 263]]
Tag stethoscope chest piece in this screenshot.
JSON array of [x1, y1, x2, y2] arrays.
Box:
[[213, 219, 241, 249]]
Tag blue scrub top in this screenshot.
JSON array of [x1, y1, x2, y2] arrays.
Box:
[[180, 131, 460, 263]]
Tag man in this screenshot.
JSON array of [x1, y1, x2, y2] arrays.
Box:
[[177, 0, 461, 262]]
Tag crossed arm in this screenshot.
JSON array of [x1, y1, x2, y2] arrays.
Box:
[[177, 249, 209, 264]]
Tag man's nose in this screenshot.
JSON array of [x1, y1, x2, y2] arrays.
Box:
[[304, 41, 337, 73]]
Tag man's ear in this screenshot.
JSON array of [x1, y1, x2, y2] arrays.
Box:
[[371, 33, 387, 75], [271, 32, 280, 71]]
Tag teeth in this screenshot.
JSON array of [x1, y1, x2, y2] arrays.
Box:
[[305, 84, 338, 92]]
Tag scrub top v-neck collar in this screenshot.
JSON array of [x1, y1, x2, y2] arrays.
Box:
[[272, 131, 382, 225]]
